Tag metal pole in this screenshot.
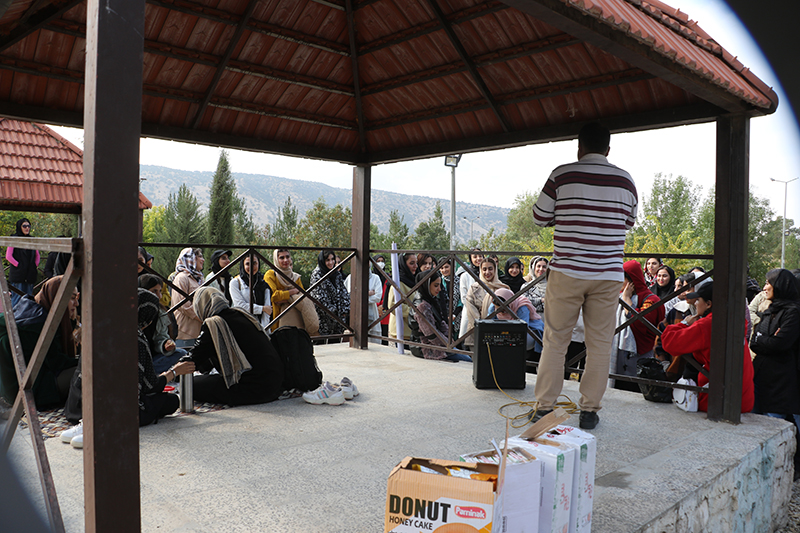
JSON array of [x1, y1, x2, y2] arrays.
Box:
[[450, 166, 456, 250], [771, 177, 797, 269]]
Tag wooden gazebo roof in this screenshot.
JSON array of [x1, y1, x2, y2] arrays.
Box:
[[0, 0, 778, 165]]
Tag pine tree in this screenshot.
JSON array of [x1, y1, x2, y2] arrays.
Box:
[[386, 210, 409, 249], [207, 150, 236, 245], [411, 201, 450, 251], [163, 183, 206, 244], [272, 196, 299, 246]]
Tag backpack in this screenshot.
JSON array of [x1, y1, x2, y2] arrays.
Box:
[[270, 326, 323, 392]]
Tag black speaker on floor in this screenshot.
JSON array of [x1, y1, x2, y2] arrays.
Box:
[[473, 319, 528, 389]]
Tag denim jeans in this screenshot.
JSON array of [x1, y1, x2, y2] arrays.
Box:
[[444, 352, 472, 362], [151, 347, 187, 375], [9, 282, 33, 307]]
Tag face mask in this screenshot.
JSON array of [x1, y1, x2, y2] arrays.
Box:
[[376, 261, 385, 269]]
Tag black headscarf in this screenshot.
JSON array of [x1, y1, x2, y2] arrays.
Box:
[[12, 218, 30, 236], [398, 252, 417, 287], [239, 255, 269, 307], [652, 265, 675, 301], [766, 268, 800, 305], [137, 289, 161, 404], [499, 256, 524, 293], [416, 270, 443, 324], [317, 250, 337, 276], [210, 249, 233, 301]]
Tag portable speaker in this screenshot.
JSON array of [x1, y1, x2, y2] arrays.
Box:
[[472, 319, 528, 389]]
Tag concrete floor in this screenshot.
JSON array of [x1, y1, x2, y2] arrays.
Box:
[[3, 342, 795, 532]]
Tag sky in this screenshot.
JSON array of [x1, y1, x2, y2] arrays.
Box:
[[51, 0, 800, 234]]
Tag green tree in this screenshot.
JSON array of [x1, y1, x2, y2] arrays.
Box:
[[385, 210, 409, 249], [272, 196, 299, 246], [411, 201, 449, 251], [207, 150, 236, 246], [293, 198, 352, 284], [233, 196, 258, 245], [634, 173, 700, 241], [163, 184, 205, 244], [506, 191, 544, 245]]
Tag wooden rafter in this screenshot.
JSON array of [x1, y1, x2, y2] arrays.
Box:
[[191, 0, 258, 129], [345, 0, 366, 152], [427, 0, 511, 132], [0, 0, 83, 53]]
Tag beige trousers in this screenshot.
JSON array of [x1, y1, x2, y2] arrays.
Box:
[[533, 270, 622, 412]]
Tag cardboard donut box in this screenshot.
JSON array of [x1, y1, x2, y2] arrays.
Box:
[[384, 424, 596, 533]]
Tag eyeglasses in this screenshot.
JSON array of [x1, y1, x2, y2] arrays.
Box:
[[21, 224, 30, 228]]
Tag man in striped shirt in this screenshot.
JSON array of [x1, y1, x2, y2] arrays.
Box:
[[531, 122, 638, 429]]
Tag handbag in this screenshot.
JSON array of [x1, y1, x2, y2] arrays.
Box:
[[672, 377, 698, 412]]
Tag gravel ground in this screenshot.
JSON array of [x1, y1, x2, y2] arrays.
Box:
[[778, 479, 800, 533]]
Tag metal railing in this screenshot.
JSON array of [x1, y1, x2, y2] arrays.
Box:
[[371, 248, 715, 394]]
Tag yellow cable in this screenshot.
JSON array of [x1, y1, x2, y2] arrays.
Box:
[[486, 343, 579, 429]]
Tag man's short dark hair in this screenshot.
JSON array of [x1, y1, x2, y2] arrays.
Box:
[[578, 122, 610, 154]]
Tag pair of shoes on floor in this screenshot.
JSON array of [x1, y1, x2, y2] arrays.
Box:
[[302, 378, 359, 405], [579, 410, 599, 430], [60, 421, 83, 449]]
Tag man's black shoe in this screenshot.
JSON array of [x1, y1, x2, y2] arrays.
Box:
[[527, 409, 553, 424], [579, 410, 599, 429]]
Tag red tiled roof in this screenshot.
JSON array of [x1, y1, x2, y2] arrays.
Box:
[[0, 118, 151, 212], [0, 0, 779, 164]]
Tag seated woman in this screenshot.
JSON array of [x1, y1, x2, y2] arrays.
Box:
[[613, 260, 665, 391], [523, 256, 548, 318], [230, 254, 272, 330], [499, 257, 525, 294], [264, 249, 319, 334], [387, 252, 418, 345], [411, 271, 471, 362], [662, 281, 754, 413], [750, 269, 800, 426], [189, 287, 285, 406], [309, 250, 350, 342], [137, 289, 195, 426], [138, 274, 186, 374], [489, 288, 544, 352], [0, 276, 79, 408], [205, 249, 234, 304], [462, 258, 509, 350], [171, 248, 205, 346]]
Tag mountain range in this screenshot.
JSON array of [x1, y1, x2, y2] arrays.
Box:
[[139, 165, 509, 238]]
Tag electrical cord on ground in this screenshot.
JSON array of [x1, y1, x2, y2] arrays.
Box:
[[486, 343, 579, 429]]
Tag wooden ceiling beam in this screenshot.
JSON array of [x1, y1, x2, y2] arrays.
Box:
[[345, 0, 366, 152], [190, 0, 257, 129], [0, 0, 83, 53], [501, 0, 752, 113], [427, 0, 511, 132]]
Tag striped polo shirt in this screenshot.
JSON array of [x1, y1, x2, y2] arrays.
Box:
[[532, 153, 638, 281]]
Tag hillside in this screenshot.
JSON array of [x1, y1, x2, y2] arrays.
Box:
[[139, 165, 509, 238]]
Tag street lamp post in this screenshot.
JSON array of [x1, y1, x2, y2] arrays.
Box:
[[770, 177, 798, 268], [444, 155, 462, 250], [463, 215, 480, 242]]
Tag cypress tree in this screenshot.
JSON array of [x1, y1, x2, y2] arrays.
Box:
[[207, 150, 236, 245]]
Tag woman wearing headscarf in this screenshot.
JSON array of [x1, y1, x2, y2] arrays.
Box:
[[387, 252, 418, 344], [205, 249, 234, 304], [0, 276, 79, 407], [264, 249, 319, 334], [136, 289, 194, 426], [489, 288, 545, 352], [189, 287, 285, 406], [171, 248, 205, 345], [612, 260, 665, 391], [750, 269, 800, 426], [138, 274, 185, 374], [524, 256, 549, 317], [651, 265, 676, 314], [411, 270, 471, 362], [230, 254, 272, 330], [499, 257, 525, 294], [457, 249, 484, 343], [644, 257, 662, 288], [310, 250, 350, 341], [344, 262, 382, 344], [462, 258, 509, 349], [6, 218, 40, 306]]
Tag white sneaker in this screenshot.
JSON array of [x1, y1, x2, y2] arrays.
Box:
[[71, 433, 83, 449], [302, 382, 345, 406], [60, 421, 82, 443], [338, 377, 359, 400]]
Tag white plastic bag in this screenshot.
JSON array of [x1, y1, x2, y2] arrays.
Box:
[[673, 377, 698, 412]]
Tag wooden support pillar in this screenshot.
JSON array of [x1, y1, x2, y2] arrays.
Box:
[[708, 114, 749, 423], [350, 165, 372, 349], [83, 0, 145, 531]]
